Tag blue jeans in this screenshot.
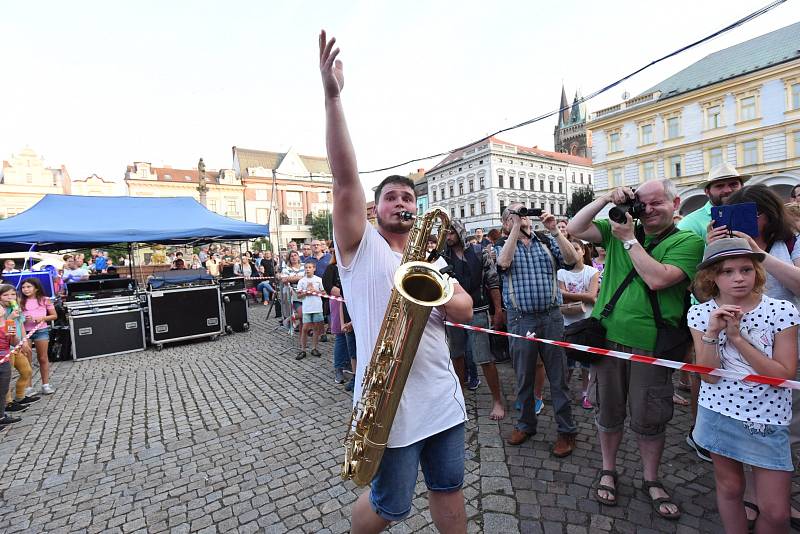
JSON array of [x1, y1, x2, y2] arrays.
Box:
[[370, 423, 465, 521], [508, 307, 576, 435], [257, 281, 274, 302], [333, 331, 356, 370]]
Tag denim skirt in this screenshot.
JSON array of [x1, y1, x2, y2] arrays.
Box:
[[694, 405, 793, 471]]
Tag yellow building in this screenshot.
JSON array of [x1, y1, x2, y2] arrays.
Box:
[[588, 22, 800, 214], [0, 147, 71, 218], [124, 161, 246, 219], [71, 174, 119, 196]]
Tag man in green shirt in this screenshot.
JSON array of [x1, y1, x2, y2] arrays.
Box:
[[568, 179, 704, 519]]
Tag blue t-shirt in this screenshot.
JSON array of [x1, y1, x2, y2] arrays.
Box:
[[94, 256, 108, 271]]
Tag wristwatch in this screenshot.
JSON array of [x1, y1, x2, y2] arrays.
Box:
[[623, 239, 638, 250]]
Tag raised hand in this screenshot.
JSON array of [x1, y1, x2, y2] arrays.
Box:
[[319, 30, 344, 99]]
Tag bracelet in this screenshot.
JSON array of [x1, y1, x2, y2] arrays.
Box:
[[701, 335, 718, 345]]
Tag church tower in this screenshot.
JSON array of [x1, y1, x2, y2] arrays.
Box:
[[554, 85, 590, 158]]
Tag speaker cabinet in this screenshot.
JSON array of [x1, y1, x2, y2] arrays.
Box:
[[69, 308, 146, 360], [147, 285, 223, 347], [221, 291, 249, 332]]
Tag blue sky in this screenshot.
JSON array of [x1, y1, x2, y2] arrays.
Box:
[[1, 0, 798, 192]]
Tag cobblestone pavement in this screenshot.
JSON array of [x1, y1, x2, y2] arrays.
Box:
[[0, 305, 785, 533]]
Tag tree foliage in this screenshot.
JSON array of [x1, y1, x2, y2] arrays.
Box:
[[566, 186, 594, 218], [309, 212, 332, 241]]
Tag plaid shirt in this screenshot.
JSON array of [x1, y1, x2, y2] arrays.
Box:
[[496, 234, 567, 313]]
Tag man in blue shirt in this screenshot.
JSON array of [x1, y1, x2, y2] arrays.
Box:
[[677, 162, 748, 240], [94, 250, 108, 272], [496, 202, 581, 456]]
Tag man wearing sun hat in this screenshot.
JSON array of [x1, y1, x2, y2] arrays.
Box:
[[677, 162, 750, 240]]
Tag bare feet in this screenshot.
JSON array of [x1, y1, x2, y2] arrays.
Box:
[[489, 402, 505, 420]]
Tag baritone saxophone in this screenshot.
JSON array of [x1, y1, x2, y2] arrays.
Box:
[[341, 207, 455, 487]]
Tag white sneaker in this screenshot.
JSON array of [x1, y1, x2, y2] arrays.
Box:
[[24, 387, 36, 397], [41, 384, 55, 395]]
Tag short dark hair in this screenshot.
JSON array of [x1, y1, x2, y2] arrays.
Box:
[[726, 184, 793, 246], [374, 175, 416, 204]]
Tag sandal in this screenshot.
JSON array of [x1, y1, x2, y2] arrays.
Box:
[[672, 393, 689, 406], [676, 380, 691, 392], [744, 500, 759, 532], [642, 480, 681, 520], [595, 470, 618, 506]]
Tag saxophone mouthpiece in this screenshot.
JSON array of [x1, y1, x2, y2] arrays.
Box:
[[399, 211, 416, 221]]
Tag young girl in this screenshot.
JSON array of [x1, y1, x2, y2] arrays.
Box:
[[688, 238, 798, 533], [19, 278, 57, 395], [0, 284, 37, 414], [557, 239, 599, 409]]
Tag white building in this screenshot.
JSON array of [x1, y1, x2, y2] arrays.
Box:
[[588, 21, 800, 214], [426, 136, 592, 232]]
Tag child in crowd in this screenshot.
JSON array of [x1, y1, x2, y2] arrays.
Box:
[[688, 238, 798, 533], [0, 284, 38, 414], [557, 239, 599, 410], [295, 262, 324, 360], [19, 278, 57, 395]]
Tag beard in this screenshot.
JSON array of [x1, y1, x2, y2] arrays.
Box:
[[377, 214, 413, 234], [708, 191, 731, 206]]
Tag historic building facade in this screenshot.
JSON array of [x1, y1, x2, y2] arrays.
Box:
[[71, 174, 119, 196], [124, 162, 245, 218], [231, 146, 332, 247], [589, 21, 800, 214], [427, 136, 592, 232], [0, 147, 71, 218], [554, 85, 591, 158]]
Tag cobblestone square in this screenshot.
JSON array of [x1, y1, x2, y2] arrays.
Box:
[[0, 305, 761, 533]]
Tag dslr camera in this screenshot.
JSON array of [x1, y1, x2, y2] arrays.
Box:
[[508, 206, 543, 218], [608, 193, 645, 224]]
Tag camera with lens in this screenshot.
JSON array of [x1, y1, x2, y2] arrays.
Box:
[[608, 195, 645, 224], [509, 206, 543, 218]]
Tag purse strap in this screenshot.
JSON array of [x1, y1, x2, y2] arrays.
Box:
[[599, 225, 678, 321]]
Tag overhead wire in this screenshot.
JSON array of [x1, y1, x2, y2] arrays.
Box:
[[358, 0, 788, 175]]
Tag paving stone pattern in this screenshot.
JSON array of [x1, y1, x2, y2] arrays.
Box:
[[0, 305, 786, 532]]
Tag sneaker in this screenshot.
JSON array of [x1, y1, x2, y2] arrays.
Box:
[[581, 395, 593, 410], [535, 397, 544, 415], [0, 415, 22, 426], [344, 378, 355, 392], [295, 351, 307, 361], [24, 387, 36, 397], [18, 396, 40, 405], [686, 427, 712, 462], [5, 401, 27, 412], [334, 368, 345, 384], [41, 384, 55, 395], [310, 349, 321, 358], [467, 377, 481, 391]]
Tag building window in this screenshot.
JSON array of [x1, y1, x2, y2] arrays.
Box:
[[470, 203, 475, 216], [667, 116, 681, 139], [450, 207, 455, 219], [286, 191, 302, 207], [611, 168, 623, 187], [449, 185, 454, 197], [669, 155, 682, 178], [480, 201, 486, 215], [209, 200, 217, 212], [432, 190, 437, 202], [519, 177, 524, 190], [509, 176, 515, 189], [550, 203, 555, 214], [290, 209, 304, 225], [458, 183, 464, 195], [25, 173, 33, 183], [579, 172, 584, 184], [609, 131, 621, 152], [529, 178, 534, 190], [708, 147, 723, 169], [460, 206, 465, 218], [642, 161, 655, 180], [742, 140, 758, 166], [499, 200, 506, 214], [440, 187, 445, 199], [558, 182, 563, 194], [707, 105, 722, 129], [794, 131, 800, 156], [640, 123, 654, 145], [479, 176, 485, 189], [498, 176, 504, 188], [793, 83, 800, 110], [559, 203, 564, 215], [739, 96, 757, 122], [549, 181, 554, 193], [571, 172, 575, 181], [539, 179, 544, 191], [469, 179, 474, 192], [540, 202, 546, 210]]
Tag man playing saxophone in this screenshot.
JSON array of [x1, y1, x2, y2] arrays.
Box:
[[319, 30, 474, 533]]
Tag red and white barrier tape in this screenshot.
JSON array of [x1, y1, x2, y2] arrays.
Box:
[[1, 322, 46, 366], [285, 289, 800, 391]]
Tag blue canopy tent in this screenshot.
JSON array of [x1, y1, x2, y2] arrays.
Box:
[[0, 195, 269, 252]]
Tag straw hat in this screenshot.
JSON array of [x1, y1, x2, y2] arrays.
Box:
[[697, 237, 765, 270], [702, 162, 750, 189]]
